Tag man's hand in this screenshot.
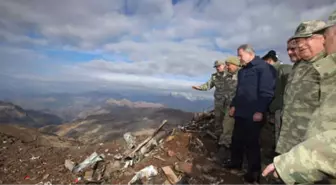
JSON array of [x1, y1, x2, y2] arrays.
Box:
[[229, 107, 235, 117], [262, 163, 279, 178], [192, 86, 201, 90], [253, 112, 263, 122]]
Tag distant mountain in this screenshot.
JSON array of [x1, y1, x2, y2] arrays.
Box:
[[0, 101, 63, 127], [5, 91, 212, 121], [40, 100, 193, 144]]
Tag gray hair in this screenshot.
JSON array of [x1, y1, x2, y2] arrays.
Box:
[[237, 44, 255, 54]]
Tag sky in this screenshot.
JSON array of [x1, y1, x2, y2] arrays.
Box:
[[1, 0, 336, 99]]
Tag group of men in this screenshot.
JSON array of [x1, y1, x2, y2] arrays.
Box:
[[192, 9, 336, 184]]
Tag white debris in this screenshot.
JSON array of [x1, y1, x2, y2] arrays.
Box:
[[72, 152, 104, 173], [128, 165, 158, 185]]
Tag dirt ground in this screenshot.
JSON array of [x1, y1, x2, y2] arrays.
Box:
[[0, 119, 277, 184]]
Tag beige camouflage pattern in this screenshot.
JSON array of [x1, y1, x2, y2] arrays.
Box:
[[291, 20, 326, 39], [198, 70, 239, 138], [218, 108, 234, 147], [315, 10, 336, 32], [276, 51, 326, 154], [274, 130, 336, 184], [273, 54, 336, 184], [305, 53, 336, 138]]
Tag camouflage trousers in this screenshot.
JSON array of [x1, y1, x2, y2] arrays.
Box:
[[274, 109, 282, 147], [214, 102, 234, 148]]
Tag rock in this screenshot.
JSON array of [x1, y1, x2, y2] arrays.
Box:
[[114, 154, 123, 160], [167, 150, 176, 157], [104, 161, 121, 178], [42, 174, 49, 180], [123, 132, 136, 149], [196, 164, 213, 173], [104, 149, 109, 153], [174, 162, 193, 175]]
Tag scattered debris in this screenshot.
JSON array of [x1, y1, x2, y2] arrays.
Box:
[[124, 132, 136, 149], [30, 155, 40, 160], [153, 155, 166, 161], [42, 174, 49, 180], [167, 150, 176, 157], [104, 161, 121, 178], [114, 153, 123, 160], [84, 170, 94, 181], [128, 165, 158, 185], [64, 159, 75, 172], [127, 120, 168, 158], [72, 152, 104, 173], [161, 166, 180, 184], [206, 130, 218, 140]]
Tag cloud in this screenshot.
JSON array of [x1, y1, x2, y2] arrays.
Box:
[[0, 0, 335, 99]]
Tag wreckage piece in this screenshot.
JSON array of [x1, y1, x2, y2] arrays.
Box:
[[192, 110, 214, 122], [124, 132, 136, 149], [206, 130, 217, 140], [128, 165, 158, 185], [72, 152, 104, 173], [161, 166, 180, 185], [140, 130, 170, 155], [64, 159, 75, 172], [126, 120, 168, 158]]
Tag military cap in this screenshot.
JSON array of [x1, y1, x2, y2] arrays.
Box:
[[314, 10, 336, 32], [290, 20, 326, 39], [225, 56, 240, 66], [213, 60, 225, 67]]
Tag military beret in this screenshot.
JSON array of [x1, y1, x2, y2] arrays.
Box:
[[225, 56, 240, 66], [213, 60, 226, 67], [314, 10, 336, 33], [290, 20, 326, 39]]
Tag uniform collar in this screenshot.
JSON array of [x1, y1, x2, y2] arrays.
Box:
[[305, 50, 327, 63]]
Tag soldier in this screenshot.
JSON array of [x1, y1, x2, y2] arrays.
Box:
[[263, 10, 336, 184], [276, 20, 327, 154], [218, 57, 241, 150], [262, 50, 292, 154], [286, 38, 301, 67], [192, 59, 233, 137]]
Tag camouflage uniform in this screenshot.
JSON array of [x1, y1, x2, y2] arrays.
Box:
[[218, 57, 241, 147], [198, 57, 240, 144], [274, 53, 336, 184], [276, 20, 327, 154], [269, 62, 292, 146], [273, 13, 336, 184]]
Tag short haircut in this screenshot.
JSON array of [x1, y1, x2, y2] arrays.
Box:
[[237, 44, 255, 54]]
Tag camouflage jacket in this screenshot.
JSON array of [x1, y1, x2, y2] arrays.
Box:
[[276, 51, 327, 154], [274, 53, 336, 184], [198, 70, 239, 107], [269, 62, 292, 113]]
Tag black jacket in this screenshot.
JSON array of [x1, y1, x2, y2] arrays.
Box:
[[230, 56, 276, 119]]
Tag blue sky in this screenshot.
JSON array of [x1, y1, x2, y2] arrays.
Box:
[[0, 0, 336, 99]]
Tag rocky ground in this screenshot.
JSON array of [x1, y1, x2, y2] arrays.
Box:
[[0, 111, 277, 185]]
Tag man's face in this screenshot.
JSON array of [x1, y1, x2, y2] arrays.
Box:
[[237, 49, 251, 65], [324, 26, 336, 55], [295, 34, 325, 61], [264, 58, 273, 65], [225, 63, 238, 73], [215, 64, 225, 72], [287, 40, 300, 63]]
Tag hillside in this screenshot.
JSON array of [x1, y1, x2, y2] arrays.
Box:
[[40, 100, 194, 144], [0, 101, 63, 128]]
